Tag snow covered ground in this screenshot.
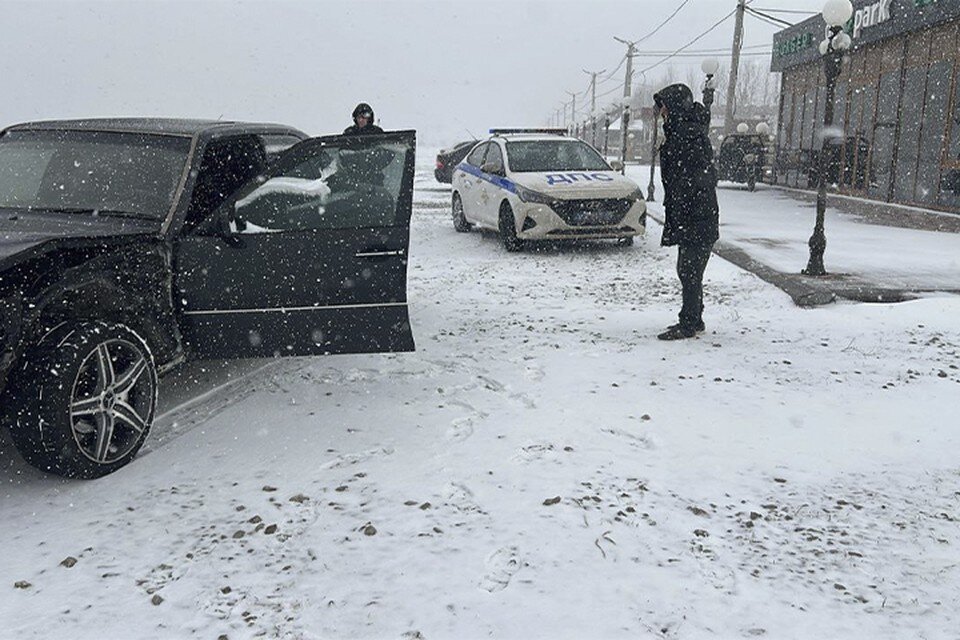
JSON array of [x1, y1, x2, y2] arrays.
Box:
[[1, 155, 959, 639], [631, 170, 960, 292]]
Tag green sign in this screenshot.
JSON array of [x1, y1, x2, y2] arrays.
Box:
[[774, 32, 815, 58]]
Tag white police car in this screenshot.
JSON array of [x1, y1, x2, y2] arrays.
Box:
[[450, 129, 646, 251]]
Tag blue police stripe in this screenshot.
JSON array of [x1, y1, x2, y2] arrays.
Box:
[[456, 162, 517, 194]]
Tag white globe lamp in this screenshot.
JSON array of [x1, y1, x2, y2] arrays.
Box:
[[756, 122, 770, 136], [701, 58, 720, 76], [822, 0, 853, 27], [737, 123, 749, 134]]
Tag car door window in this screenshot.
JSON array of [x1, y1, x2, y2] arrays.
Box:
[[260, 134, 304, 164], [465, 143, 488, 167], [225, 137, 413, 233], [185, 135, 267, 231], [484, 143, 504, 174]]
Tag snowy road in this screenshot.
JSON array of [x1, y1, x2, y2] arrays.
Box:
[[2, 158, 959, 639]]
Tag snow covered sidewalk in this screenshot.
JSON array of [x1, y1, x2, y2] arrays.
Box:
[[630, 165, 960, 304], [1, 162, 959, 639]]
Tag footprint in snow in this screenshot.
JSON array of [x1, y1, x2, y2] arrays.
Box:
[[601, 427, 654, 450], [480, 546, 523, 593], [513, 443, 558, 464], [319, 447, 395, 470], [447, 417, 475, 443]]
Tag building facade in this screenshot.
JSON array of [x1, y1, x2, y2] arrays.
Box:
[[771, 0, 960, 212]]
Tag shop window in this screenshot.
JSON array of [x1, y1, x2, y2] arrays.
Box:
[[916, 60, 953, 205], [834, 81, 853, 186], [849, 85, 877, 191], [940, 70, 960, 210], [892, 67, 927, 202], [869, 75, 898, 200]]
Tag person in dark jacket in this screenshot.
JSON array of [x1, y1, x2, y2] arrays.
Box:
[[653, 83, 720, 341], [343, 102, 384, 135]]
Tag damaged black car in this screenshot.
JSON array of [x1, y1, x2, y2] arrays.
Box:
[[0, 118, 416, 478]]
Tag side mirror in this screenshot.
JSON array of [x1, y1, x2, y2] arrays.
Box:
[[216, 207, 246, 245], [610, 160, 624, 171]]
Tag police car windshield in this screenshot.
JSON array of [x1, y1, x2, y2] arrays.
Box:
[[506, 140, 610, 173]]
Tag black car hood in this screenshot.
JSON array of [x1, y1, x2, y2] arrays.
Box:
[[0, 209, 161, 270]]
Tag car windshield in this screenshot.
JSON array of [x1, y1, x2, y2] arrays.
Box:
[[0, 129, 191, 219], [506, 140, 610, 172]]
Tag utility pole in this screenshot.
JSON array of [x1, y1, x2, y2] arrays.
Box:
[[566, 90, 577, 137], [614, 37, 636, 175], [583, 68, 605, 147], [723, 0, 746, 134]]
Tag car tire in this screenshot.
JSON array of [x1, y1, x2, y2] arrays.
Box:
[[618, 236, 635, 247], [498, 203, 524, 252], [7, 321, 158, 479], [452, 193, 472, 232]]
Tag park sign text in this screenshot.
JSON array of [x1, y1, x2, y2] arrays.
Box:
[[852, 0, 892, 38]]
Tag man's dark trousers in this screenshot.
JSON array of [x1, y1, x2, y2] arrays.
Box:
[[677, 243, 713, 329]]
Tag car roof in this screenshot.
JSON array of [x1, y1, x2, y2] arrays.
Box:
[[4, 117, 304, 138]]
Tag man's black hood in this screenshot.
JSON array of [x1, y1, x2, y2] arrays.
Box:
[[655, 83, 709, 140], [654, 83, 694, 115]]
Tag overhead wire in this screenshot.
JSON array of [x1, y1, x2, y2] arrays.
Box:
[[745, 6, 794, 28], [630, 0, 694, 45], [749, 7, 817, 15], [636, 6, 740, 75]]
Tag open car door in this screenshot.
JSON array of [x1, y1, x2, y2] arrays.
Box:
[[175, 130, 416, 359]]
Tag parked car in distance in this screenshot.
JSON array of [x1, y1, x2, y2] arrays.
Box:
[[0, 118, 416, 478], [450, 130, 645, 251], [716, 132, 769, 191], [435, 140, 477, 183]]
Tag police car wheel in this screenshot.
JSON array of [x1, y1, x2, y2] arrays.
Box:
[[499, 204, 523, 252], [452, 193, 471, 232], [618, 236, 634, 247]]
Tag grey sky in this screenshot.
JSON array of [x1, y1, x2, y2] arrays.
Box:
[[2, 0, 827, 146]]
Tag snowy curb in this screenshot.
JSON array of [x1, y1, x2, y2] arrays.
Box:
[[643, 208, 928, 307]]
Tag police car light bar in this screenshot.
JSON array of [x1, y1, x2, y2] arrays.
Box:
[[488, 128, 567, 136]]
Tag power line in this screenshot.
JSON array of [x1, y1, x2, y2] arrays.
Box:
[[746, 6, 794, 28], [630, 0, 694, 45], [631, 43, 771, 54], [749, 7, 816, 15], [637, 7, 740, 75], [631, 51, 772, 58], [597, 53, 628, 85]]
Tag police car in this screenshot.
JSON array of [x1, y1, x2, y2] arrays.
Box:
[[450, 129, 646, 251]]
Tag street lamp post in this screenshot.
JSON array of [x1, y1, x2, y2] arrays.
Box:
[[647, 109, 657, 201], [603, 114, 611, 156], [701, 58, 720, 112], [803, 0, 853, 276]]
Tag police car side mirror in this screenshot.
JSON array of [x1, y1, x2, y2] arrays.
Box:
[[610, 160, 624, 171]]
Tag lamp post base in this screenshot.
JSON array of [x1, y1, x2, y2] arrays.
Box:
[[802, 232, 827, 276]]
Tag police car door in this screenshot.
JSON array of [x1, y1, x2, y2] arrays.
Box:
[[459, 142, 488, 223], [479, 142, 507, 224]]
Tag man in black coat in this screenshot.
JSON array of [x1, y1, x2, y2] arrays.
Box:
[[653, 83, 720, 340], [344, 103, 385, 135]]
